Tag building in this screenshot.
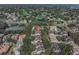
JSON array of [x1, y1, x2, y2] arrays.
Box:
[[34, 25, 41, 33], [0, 43, 11, 54], [11, 34, 26, 41]]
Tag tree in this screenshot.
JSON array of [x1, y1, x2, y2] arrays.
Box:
[[73, 32, 79, 45], [21, 23, 34, 55], [41, 27, 52, 54], [59, 43, 73, 55]]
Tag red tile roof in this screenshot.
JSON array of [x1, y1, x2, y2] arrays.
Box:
[[34, 25, 41, 33], [0, 44, 11, 54]]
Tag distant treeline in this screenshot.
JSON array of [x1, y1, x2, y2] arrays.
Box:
[[0, 4, 79, 9]]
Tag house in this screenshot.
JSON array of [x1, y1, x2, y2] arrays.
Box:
[[52, 43, 60, 54], [31, 49, 45, 55], [11, 34, 26, 41], [31, 33, 40, 36], [0, 43, 11, 54], [31, 39, 42, 45], [49, 33, 58, 43], [50, 26, 57, 32], [34, 25, 41, 33]]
